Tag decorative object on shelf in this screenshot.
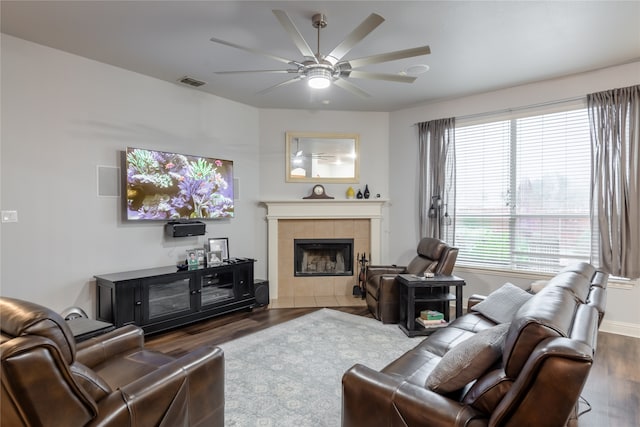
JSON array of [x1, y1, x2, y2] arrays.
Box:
[[346, 186, 355, 199], [364, 184, 370, 199], [207, 251, 223, 265], [303, 184, 334, 199], [353, 253, 370, 299], [208, 237, 230, 261], [195, 248, 206, 265], [356, 189, 363, 199], [187, 250, 199, 267]]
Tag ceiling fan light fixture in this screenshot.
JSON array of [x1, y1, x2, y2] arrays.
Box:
[[307, 67, 332, 89]]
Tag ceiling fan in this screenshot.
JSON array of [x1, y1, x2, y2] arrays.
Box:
[[210, 10, 431, 97]]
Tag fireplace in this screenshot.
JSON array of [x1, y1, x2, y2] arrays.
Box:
[[294, 239, 354, 277], [262, 199, 386, 300]]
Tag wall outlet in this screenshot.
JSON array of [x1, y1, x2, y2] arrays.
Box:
[[1, 210, 18, 223]]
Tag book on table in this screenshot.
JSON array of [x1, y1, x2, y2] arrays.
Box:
[[420, 310, 444, 321], [416, 317, 448, 328]]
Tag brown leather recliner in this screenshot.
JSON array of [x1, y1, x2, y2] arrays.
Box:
[[365, 237, 458, 324], [0, 297, 224, 426]]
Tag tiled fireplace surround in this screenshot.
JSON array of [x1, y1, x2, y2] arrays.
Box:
[[263, 200, 386, 308]]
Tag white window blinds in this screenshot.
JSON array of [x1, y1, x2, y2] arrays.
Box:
[[454, 108, 592, 273]]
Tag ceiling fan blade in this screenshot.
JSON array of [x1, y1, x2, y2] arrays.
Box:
[[326, 13, 385, 65], [256, 76, 303, 95], [333, 78, 371, 98], [210, 37, 297, 66], [347, 46, 431, 69], [348, 70, 417, 83], [272, 10, 318, 63], [214, 69, 298, 75]]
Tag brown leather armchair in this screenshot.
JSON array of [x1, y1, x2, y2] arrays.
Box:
[[0, 297, 224, 426], [365, 237, 458, 324]]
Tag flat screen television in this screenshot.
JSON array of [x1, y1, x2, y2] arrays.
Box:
[[125, 147, 234, 220]]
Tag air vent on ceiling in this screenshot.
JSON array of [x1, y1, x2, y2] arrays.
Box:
[[178, 76, 206, 87]]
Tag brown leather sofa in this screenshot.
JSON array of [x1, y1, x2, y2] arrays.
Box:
[[343, 262, 608, 427], [0, 297, 224, 426], [365, 237, 458, 323]]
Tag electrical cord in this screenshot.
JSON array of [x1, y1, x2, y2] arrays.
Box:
[[569, 395, 593, 421], [577, 395, 593, 417]]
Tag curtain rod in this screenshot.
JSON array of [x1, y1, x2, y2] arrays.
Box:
[[414, 95, 586, 126]]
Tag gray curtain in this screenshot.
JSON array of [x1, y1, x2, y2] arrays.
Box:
[[417, 118, 456, 241], [588, 85, 640, 279]]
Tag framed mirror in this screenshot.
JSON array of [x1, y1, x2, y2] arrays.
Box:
[[285, 132, 360, 183]]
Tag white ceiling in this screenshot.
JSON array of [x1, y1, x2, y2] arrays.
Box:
[[2, 1, 639, 112]]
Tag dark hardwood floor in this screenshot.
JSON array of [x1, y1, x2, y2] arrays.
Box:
[[145, 307, 640, 427]]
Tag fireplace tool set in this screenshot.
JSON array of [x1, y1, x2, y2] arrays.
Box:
[[353, 253, 370, 299]]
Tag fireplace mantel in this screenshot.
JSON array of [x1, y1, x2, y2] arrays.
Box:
[[262, 199, 387, 299]]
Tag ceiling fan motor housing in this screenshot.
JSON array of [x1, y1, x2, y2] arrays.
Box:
[[312, 14, 328, 29]]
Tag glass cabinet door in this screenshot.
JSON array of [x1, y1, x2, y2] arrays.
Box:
[[200, 270, 235, 308], [143, 275, 193, 322]]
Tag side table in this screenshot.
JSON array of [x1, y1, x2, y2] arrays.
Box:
[[66, 318, 115, 342], [396, 274, 466, 337]]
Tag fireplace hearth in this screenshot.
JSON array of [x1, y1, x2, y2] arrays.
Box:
[[294, 239, 354, 277]]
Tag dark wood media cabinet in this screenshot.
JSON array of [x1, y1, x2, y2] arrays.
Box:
[[94, 259, 256, 335]]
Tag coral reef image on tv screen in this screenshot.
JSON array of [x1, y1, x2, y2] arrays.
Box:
[[125, 147, 234, 220]]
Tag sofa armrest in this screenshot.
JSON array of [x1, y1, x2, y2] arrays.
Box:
[[342, 363, 405, 426], [342, 364, 485, 427], [393, 381, 486, 427], [366, 265, 406, 276], [467, 294, 487, 311], [76, 325, 144, 368], [91, 346, 225, 427]]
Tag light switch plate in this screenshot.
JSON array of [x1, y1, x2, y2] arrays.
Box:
[[1, 210, 18, 223]]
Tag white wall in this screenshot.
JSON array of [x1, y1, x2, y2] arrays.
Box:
[[388, 61, 640, 336], [0, 35, 261, 315], [257, 108, 391, 262]]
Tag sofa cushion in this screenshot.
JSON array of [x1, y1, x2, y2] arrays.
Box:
[[425, 323, 510, 393], [381, 347, 442, 387], [448, 312, 498, 334], [418, 326, 477, 357], [502, 286, 576, 377], [545, 271, 591, 303], [471, 283, 532, 324]]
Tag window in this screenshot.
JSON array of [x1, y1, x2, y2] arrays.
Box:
[[454, 107, 592, 273]]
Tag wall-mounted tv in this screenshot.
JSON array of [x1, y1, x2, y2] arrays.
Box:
[[125, 147, 234, 220]]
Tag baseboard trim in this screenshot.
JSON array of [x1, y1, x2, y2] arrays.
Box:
[[599, 319, 640, 338]]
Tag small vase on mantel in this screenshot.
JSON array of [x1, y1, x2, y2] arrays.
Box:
[[346, 186, 355, 199], [356, 189, 363, 199], [363, 185, 370, 199]]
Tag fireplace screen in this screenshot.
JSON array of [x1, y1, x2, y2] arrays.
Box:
[[294, 239, 354, 277]]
